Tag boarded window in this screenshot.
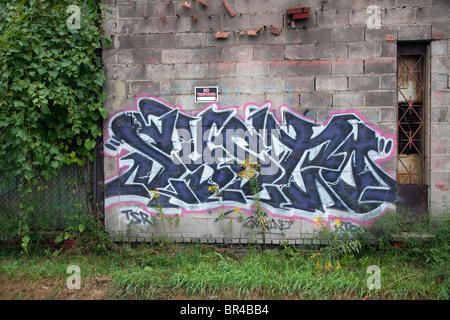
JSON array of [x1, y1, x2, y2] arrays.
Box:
[[397, 43, 426, 185], [396, 42, 429, 215]]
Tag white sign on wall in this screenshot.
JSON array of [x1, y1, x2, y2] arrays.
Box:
[[195, 87, 219, 103]]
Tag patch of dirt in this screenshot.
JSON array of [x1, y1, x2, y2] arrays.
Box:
[[0, 274, 114, 300]]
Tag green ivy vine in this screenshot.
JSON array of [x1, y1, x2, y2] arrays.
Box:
[[0, 0, 111, 187]]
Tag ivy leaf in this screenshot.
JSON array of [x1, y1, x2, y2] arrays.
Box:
[[84, 138, 96, 150], [37, 65, 46, 75], [78, 224, 85, 233], [93, 72, 106, 86], [55, 235, 63, 244], [48, 69, 58, 79], [99, 107, 109, 119]]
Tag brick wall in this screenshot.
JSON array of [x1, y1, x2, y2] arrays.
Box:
[[101, 0, 449, 243], [430, 38, 450, 215]]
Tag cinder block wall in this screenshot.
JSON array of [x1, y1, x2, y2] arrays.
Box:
[[101, 0, 449, 243]]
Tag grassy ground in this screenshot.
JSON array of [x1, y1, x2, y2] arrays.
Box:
[[0, 239, 448, 300], [1, 209, 448, 301]]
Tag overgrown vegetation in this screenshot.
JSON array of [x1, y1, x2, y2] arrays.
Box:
[[0, 0, 110, 185], [0, 0, 111, 253]]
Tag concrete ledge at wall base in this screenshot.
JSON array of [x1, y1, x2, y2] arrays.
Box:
[[392, 232, 436, 242], [107, 233, 379, 246]]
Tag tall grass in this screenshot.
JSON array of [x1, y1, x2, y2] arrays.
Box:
[[166, 248, 429, 299], [1, 241, 446, 300], [108, 244, 444, 300]]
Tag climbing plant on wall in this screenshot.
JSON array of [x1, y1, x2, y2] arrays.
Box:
[[0, 0, 111, 187]]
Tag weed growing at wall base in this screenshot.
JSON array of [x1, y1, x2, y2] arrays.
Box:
[[311, 214, 366, 261], [237, 156, 270, 250], [149, 188, 180, 228]]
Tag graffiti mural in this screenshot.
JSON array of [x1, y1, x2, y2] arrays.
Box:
[[104, 95, 397, 224]]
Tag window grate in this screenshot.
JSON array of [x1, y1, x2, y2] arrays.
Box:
[[396, 46, 426, 185]]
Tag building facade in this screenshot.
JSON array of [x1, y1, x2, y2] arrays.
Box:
[[101, 0, 450, 243]]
